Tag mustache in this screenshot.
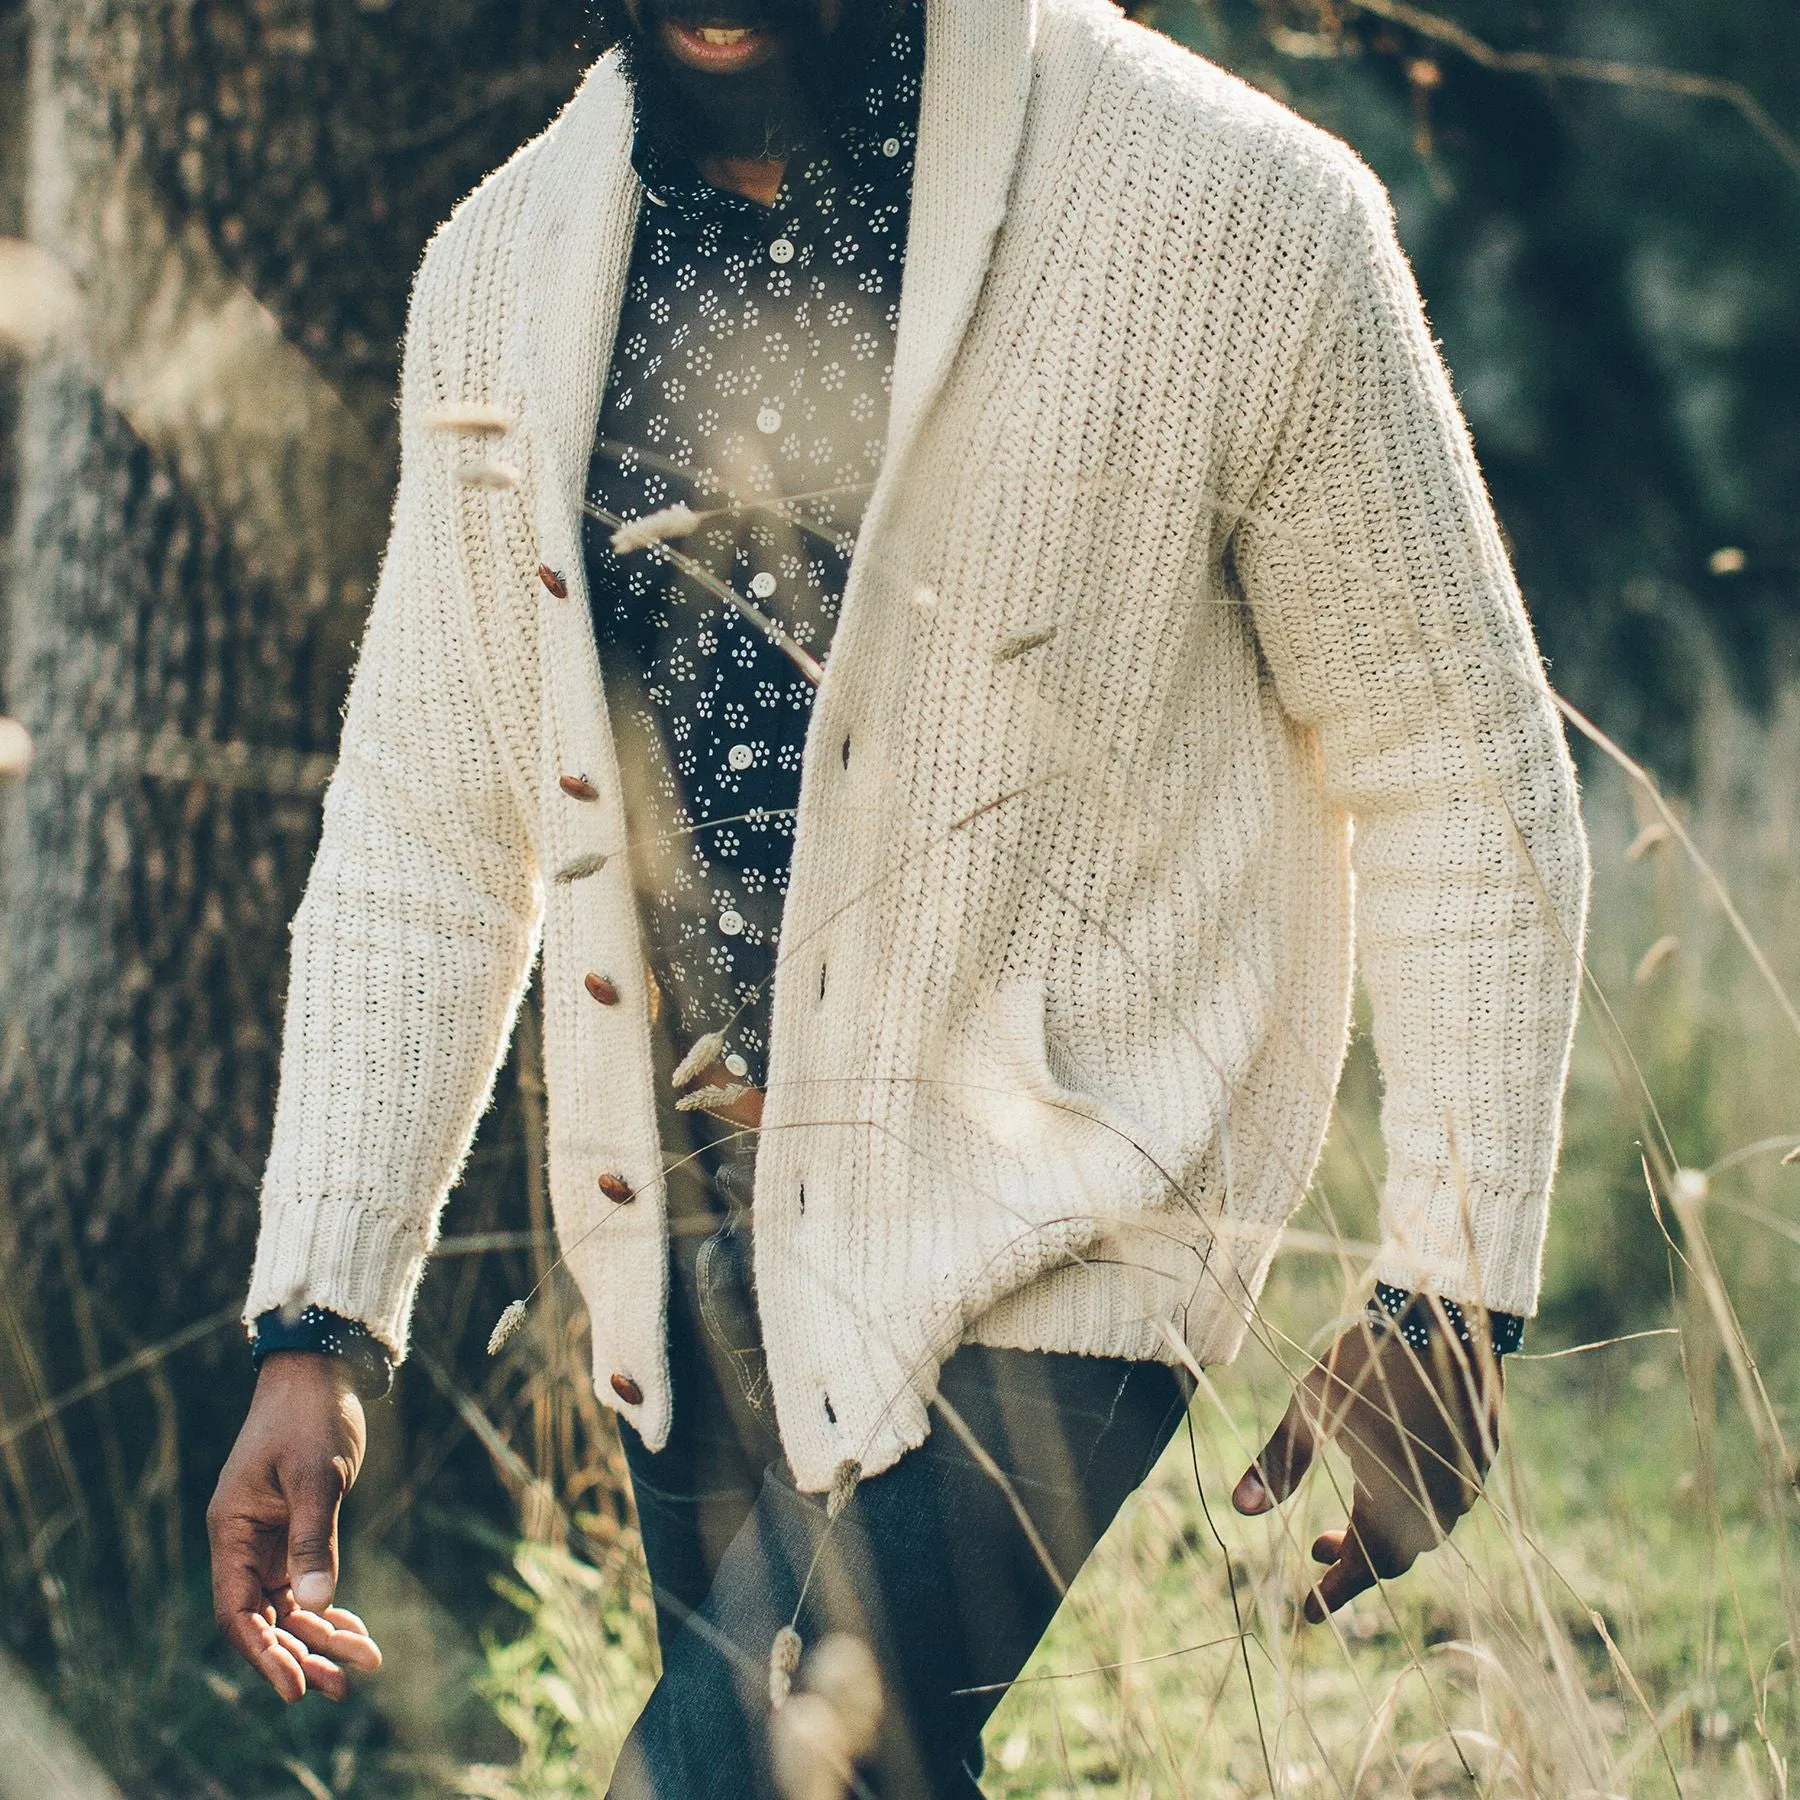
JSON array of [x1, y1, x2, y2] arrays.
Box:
[[613, 0, 844, 31], [591, 0, 857, 51]]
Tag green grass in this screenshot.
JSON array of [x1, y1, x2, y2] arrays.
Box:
[[458, 701, 1800, 1799], [461, 1260, 1800, 1799]]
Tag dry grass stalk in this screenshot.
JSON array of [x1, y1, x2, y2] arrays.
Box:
[[422, 401, 511, 434], [1633, 935, 1681, 985], [0, 717, 33, 778]]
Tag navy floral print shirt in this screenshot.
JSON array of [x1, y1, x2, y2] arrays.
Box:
[[583, 4, 924, 1090]]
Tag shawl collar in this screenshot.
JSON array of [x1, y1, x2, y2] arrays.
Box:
[[883, 0, 1038, 497], [513, 1, 1039, 570]]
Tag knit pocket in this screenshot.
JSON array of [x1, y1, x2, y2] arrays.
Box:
[[944, 977, 1178, 1232]]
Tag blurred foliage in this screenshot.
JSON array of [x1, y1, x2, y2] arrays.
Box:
[[1141, 0, 1800, 781], [125, 0, 590, 444]]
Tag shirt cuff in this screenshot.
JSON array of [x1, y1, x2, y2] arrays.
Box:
[[250, 1305, 395, 1402], [1368, 1283, 1524, 1357]]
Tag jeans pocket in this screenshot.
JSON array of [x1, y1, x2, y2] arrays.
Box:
[[696, 1215, 775, 1423]]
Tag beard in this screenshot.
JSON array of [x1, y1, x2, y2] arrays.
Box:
[[591, 0, 908, 164]]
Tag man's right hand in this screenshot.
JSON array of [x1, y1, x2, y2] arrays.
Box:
[[207, 1352, 384, 1702]]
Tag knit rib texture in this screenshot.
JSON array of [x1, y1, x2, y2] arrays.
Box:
[[245, 0, 1590, 1492]]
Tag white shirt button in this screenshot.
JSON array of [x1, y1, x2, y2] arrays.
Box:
[[756, 406, 783, 436], [727, 743, 754, 772], [749, 571, 777, 600], [882, 137, 901, 159], [723, 1052, 749, 1079], [718, 908, 745, 937], [769, 237, 795, 264]]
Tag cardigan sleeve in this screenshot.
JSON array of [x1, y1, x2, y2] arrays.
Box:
[[242, 237, 542, 1357], [1231, 169, 1589, 1318]]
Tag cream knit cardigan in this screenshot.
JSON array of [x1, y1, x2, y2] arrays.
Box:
[[246, 0, 1590, 1491]]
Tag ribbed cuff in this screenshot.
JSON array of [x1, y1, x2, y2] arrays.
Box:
[[244, 1194, 431, 1357]]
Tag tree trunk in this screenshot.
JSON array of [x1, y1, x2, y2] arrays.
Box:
[[0, 0, 604, 1740]]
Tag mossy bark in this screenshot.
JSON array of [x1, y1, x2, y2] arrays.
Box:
[[0, 0, 600, 1678]]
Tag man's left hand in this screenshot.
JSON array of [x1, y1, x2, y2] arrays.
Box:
[[1230, 1309, 1503, 1622]]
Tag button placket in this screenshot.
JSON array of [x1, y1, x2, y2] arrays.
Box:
[[583, 1, 920, 1132]]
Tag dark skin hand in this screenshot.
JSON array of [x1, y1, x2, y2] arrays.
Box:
[[1232, 1311, 1504, 1622], [208, 1352, 384, 1701]]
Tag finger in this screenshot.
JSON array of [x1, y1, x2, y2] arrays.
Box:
[[1309, 1529, 1346, 1566], [272, 1625, 348, 1701], [212, 1515, 293, 1686], [323, 1605, 385, 1667], [244, 1613, 308, 1703], [1304, 1535, 1379, 1624], [283, 1467, 344, 1613], [1234, 1384, 1321, 1513], [280, 1602, 383, 1671]]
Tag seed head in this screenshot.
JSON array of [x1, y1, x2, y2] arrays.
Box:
[[1633, 935, 1679, 986], [612, 503, 702, 555], [1671, 1168, 1709, 1207], [805, 1635, 883, 1757], [826, 1459, 862, 1521], [672, 1029, 729, 1091], [458, 460, 522, 491], [770, 1693, 849, 1800], [422, 401, 511, 435], [554, 851, 609, 885], [0, 716, 33, 779], [994, 622, 1057, 663], [1782, 1144, 1800, 1167], [769, 1624, 803, 1710], [676, 1082, 753, 1115], [488, 1300, 528, 1356]]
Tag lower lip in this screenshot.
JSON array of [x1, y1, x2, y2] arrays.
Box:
[[662, 21, 778, 73]]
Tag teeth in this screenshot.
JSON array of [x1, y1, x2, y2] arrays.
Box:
[[697, 25, 752, 42]]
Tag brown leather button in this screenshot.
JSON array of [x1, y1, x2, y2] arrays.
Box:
[[610, 1372, 643, 1406], [585, 971, 620, 1006], [538, 563, 569, 599], [559, 774, 599, 801], [598, 1172, 634, 1204]]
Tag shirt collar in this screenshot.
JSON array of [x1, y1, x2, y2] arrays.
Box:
[[632, 0, 924, 224]]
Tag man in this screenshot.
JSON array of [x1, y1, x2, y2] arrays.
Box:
[[208, 0, 1590, 1793]]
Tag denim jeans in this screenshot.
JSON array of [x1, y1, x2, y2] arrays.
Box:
[[606, 1137, 1192, 1799]]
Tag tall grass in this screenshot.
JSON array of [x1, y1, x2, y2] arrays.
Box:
[[453, 678, 1800, 1800], [3, 534, 1798, 1797]]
